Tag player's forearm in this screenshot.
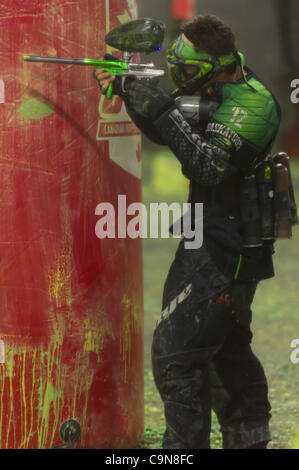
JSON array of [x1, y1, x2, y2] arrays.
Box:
[[124, 101, 167, 146], [154, 106, 236, 185]]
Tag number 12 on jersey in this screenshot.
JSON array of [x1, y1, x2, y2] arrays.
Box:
[[230, 106, 248, 129]]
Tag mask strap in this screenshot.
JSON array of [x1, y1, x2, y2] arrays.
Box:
[[236, 51, 256, 92]]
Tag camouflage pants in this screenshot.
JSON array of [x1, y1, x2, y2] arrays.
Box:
[[151, 239, 271, 449]]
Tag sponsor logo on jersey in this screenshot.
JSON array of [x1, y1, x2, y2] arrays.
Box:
[[206, 122, 243, 151]]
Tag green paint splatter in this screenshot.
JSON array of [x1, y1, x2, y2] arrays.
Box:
[[17, 97, 54, 120], [38, 381, 63, 448]]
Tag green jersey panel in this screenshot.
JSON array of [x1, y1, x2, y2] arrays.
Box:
[[212, 77, 280, 151]]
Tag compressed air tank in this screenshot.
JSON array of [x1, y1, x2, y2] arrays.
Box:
[[0, 0, 143, 448]]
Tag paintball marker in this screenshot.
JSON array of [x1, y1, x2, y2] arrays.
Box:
[[24, 18, 166, 99]]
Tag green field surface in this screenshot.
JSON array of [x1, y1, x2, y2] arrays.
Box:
[[140, 152, 299, 450]]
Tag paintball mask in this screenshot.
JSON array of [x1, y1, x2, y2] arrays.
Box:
[[167, 33, 239, 92]]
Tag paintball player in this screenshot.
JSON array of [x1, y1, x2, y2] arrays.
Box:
[[95, 15, 281, 449]]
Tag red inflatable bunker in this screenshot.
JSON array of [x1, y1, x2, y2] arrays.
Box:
[[0, 0, 143, 448]]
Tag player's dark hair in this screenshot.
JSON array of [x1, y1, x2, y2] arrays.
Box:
[[181, 14, 237, 56], [181, 14, 238, 72]]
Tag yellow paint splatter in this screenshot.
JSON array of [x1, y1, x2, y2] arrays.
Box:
[[83, 314, 115, 363], [119, 295, 142, 383], [48, 233, 73, 308], [0, 301, 119, 449]]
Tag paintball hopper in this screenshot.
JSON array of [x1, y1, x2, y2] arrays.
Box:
[[105, 18, 166, 53]]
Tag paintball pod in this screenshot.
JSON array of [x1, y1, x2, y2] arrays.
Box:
[[240, 152, 299, 248], [24, 18, 166, 99]]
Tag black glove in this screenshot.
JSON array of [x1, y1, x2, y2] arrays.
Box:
[[125, 79, 175, 120]]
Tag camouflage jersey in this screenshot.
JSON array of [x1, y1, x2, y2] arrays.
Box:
[[126, 68, 281, 281]]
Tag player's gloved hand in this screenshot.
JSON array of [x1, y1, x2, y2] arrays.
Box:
[[125, 79, 174, 120]]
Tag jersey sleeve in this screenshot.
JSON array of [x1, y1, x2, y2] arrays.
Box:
[[124, 101, 167, 146], [153, 105, 239, 186]]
